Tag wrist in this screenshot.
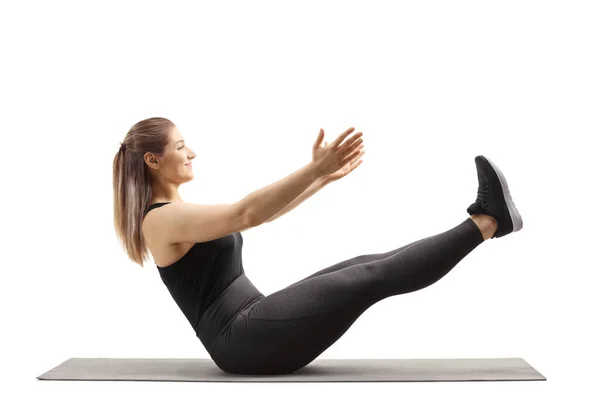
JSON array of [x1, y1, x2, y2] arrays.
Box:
[[308, 161, 324, 180], [316, 176, 329, 187]]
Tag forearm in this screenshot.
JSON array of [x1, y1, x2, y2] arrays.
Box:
[[240, 161, 323, 226], [266, 177, 327, 223]]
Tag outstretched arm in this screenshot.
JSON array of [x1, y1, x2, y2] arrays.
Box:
[[265, 177, 328, 223]]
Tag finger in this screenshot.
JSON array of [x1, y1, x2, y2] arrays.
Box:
[[351, 159, 363, 171], [339, 132, 363, 152], [313, 128, 324, 150], [343, 146, 364, 165], [350, 154, 364, 171], [341, 139, 364, 159], [348, 158, 362, 173], [332, 127, 355, 148], [341, 149, 365, 166]]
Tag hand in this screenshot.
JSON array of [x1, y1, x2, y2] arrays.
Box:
[[321, 145, 365, 184], [312, 127, 364, 178]]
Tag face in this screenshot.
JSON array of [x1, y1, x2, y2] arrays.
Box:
[[145, 126, 196, 184]]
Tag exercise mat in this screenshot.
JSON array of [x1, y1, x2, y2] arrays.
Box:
[[37, 357, 545, 382]]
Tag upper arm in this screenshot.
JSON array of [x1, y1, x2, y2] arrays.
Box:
[[150, 201, 255, 245]]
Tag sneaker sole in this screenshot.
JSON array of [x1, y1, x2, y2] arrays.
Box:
[[484, 156, 523, 233]]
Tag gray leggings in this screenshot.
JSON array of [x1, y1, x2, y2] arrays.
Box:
[[196, 218, 485, 375]]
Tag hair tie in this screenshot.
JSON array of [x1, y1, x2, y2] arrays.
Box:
[[120, 142, 127, 151]]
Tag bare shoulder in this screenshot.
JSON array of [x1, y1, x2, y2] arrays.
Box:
[[143, 203, 194, 267], [142, 203, 174, 248]]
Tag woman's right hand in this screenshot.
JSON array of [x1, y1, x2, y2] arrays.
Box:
[[312, 127, 364, 177]]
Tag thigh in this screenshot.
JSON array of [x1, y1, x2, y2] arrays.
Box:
[[214, 282, 374, 375], [283, 236, 430, 289], [246, 248, 410, 322]]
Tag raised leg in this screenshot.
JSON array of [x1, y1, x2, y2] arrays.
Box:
[[283, 214, 494, 289]]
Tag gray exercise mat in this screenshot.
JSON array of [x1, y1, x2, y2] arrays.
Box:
[[37, 357, 545, 382]]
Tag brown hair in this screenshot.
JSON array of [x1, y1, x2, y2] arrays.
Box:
[[112, 117, 175, 267]]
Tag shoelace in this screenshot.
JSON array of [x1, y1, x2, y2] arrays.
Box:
[[477, 184, 490, 209]]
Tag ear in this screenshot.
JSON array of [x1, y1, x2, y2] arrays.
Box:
[[144, 152, 160, 169]]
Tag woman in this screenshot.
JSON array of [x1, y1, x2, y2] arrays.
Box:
[[113, 117, 523, 375]]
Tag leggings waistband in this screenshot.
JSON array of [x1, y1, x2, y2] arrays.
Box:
[[195, 273, 263, 355]]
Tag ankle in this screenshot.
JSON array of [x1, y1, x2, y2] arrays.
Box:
[[470, 214, 497, 240]]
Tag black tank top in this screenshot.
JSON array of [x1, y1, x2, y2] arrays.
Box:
[[144, 202, 245, 333]]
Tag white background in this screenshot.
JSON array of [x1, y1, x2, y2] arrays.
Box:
[[2, 0, 598, 398]]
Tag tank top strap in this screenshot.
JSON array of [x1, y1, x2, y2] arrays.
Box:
[[145, 202, 171, 215]]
